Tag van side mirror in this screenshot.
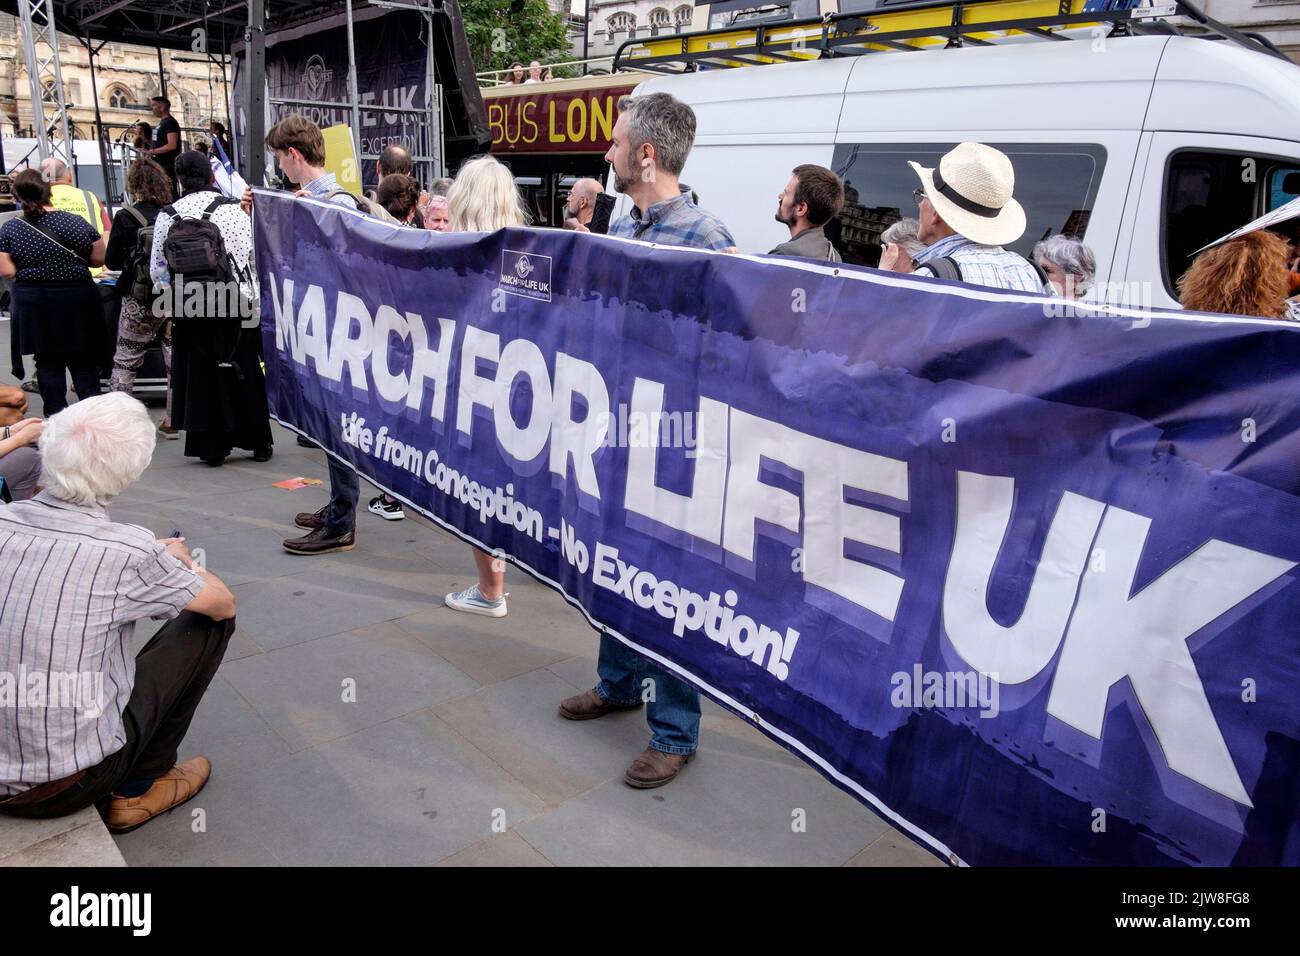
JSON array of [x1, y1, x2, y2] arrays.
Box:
[[1283, 171, 1300, 195]]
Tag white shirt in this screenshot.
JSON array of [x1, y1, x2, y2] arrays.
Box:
[[149, 188, 257, 305]]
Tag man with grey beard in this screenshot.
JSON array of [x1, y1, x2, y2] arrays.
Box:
[[558, 92, 736, 790]]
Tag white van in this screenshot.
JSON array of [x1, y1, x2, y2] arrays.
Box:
[[613, 31, 1300, 309]]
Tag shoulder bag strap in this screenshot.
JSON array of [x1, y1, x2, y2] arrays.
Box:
[[201, 197, 237, 220], [120, 205, 148, 229], [16, 216, 90, 266]]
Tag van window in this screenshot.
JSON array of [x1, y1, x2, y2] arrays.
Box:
[[1268, 165, 1300, 212], [1163, 150, 1300, 299], [828, 142, 1106, 267]]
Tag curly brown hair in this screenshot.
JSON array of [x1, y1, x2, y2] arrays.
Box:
[[1178, 229, 1291, 319], [126, 157, 174, 206]]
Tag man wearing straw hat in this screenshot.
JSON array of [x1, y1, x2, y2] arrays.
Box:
[[909, 142, 1045, 293]]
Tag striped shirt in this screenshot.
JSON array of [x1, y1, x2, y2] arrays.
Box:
[[914, 233, 1046, 294], [0, 492, 202, 795], [609, 191, 736, 251]]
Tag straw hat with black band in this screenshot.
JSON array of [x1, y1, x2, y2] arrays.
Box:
[[909, 142, 1026, 247]]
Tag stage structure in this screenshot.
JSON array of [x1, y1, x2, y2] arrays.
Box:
[[2, 0, 490, 203], [15, 0, 75, 176]]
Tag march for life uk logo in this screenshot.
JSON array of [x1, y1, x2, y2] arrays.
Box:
[[498, 249, 553, 302]]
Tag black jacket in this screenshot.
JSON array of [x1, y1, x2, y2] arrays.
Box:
[[588, 193, 616, 235], [105, 202, 163, 272]]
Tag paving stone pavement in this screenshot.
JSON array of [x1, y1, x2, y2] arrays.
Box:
[[2, 325, 943, 866]]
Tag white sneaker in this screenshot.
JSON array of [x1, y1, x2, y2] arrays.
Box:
[[444, 584, 508, 618], [367, 494, 405, 521]]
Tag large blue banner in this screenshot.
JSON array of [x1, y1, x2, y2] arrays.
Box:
[[254, 191, 1300, 866]]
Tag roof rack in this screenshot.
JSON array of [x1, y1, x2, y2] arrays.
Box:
[[612, 0, 1291, 74]]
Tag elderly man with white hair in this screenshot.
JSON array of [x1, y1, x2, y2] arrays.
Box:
[[0, 392, 237, 833]]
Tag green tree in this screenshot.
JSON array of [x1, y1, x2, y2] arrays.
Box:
[[460, 0, 575, 79]]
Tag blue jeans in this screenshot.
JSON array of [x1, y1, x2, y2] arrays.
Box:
[[324, 457, 360, 536], [597, 635, 700, 755]]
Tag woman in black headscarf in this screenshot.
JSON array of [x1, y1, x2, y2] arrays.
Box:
[[150, 151, 272, 466]]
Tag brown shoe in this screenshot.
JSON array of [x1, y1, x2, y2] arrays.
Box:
[[283, 526, 355, 555], [623, 747, 690, 789], [104, 756, 211, 834], [293, 506, 327, 530], [558, 687, 643, 721]]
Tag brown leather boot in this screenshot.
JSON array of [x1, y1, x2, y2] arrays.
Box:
[[293, 506, 327, 530], [104, 756, 211, 834], [623, 747, 690, 789], [283, 526, 356, 555], [558, 688, 643, 721]]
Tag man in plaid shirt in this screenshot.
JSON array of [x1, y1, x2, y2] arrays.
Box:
[[909, 142, 1045, 293], [605, 93, 736, 253], [559, 92, 734, 790]]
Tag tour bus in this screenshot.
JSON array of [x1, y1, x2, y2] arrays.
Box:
[[611, 0, 1300, 310], [482, 73, 642, 226]]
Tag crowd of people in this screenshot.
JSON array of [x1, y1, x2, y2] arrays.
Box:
[[500, 60, 555, 85], [2, 87, 1299, 833]]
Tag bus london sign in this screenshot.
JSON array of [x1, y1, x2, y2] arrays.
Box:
[[487, 84, 638, 154]]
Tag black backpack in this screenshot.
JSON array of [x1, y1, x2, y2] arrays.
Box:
[[118, 205, 158, 302], [161, 197, 240, 286]]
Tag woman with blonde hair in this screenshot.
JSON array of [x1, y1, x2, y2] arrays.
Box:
[[443, 154, 528, 619], [446, 155, 528, 233], [1178, 229, 1295, 319]]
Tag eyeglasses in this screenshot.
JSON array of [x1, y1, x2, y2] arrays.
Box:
[[912, 187, 927, 206]]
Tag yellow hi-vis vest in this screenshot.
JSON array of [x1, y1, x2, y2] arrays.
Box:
[[49, 183, 106, 278]]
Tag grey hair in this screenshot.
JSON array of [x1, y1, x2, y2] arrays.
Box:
[[39, 157, 70, 182], [880, 218, 927, 258], [617, 92, 696, 177], [39, 392, 157, 507], [1034, 235, 1096, 293], [430, 177, 453, 197]]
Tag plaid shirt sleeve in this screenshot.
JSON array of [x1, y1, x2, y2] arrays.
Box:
[[698, 220, 736, 251]]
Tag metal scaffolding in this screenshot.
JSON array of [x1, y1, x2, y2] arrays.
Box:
[[16, 0, 75, 176], [259, 0, 448, 192]]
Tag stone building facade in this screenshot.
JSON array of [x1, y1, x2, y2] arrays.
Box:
[[0, 12, 232, 145], [580, 0, 701, 62]]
